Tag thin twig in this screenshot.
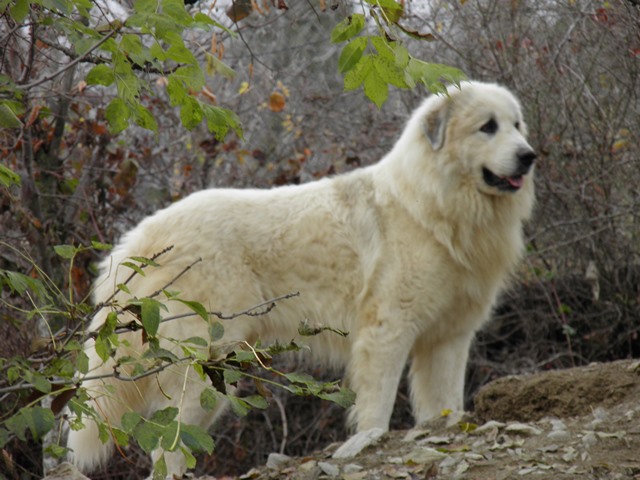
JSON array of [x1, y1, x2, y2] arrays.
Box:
[[17, 30, 117, 90]]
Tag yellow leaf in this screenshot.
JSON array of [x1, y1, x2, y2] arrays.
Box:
[[239, 81, 250, 95], [441, 408, 452, 417]]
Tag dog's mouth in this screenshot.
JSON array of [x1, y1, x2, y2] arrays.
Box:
[[482, 167, 525, 192]]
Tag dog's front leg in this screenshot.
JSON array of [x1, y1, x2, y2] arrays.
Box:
[[346, 320, 415, 432], [408, 330, 474, 425]]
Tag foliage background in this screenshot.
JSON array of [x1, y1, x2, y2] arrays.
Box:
[[1, 0, 639, 478]]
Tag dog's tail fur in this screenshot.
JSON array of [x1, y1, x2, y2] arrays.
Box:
[[67, 412, 114, 472]]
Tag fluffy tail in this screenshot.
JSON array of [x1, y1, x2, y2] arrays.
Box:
[[67, 412, 114, 472]]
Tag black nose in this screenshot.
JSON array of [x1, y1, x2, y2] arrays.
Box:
[[517, 149, 537, 170]]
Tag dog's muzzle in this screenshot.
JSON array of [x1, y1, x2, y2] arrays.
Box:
[[483, 149, 537, 192]]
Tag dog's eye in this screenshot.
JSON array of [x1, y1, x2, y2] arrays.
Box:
[[480, 118, 498, 134], [515, 121, 521, 130]]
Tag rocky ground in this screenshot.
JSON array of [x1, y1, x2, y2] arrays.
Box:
[[46, 359, 640, 480]]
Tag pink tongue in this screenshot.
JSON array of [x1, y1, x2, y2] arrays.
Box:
[[506, 176, 523, 188]]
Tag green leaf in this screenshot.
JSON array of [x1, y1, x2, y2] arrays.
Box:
[[0, 103, 23, 128], [159, 421, 179, 451], [364, 0, 404, 23], [91, 241, 112, 251], [25, 370, 51, 394], [338, 37, 368, 74], [134, 421, 162, 453], [152, 453, 168, 480], [172, 65, 205, 91], [150, 41, 168, 62], [75, 351, 89, 374], [128, 256, 161, 267], [116, 73, 142, 104], [364, 70, 389, 108], [209, 321, 224, 342], [202, 105, 242, 140], [205, 54, 236, 79], [227, 395, 250, 417], [133, 104, 158, 132], [6, 406, 55, 441], [319, 387, 356, 409], [0, 428, 8, 449], [161, 0, 193, 26], [284, 371, 316, 385], [121, 411, 143, 433], [0, 163, 21, 187], [242, 394, 268, 410], [120, 261, 145, 276], [54, 244, 78, 259], [344, 55, 373, 91], [86, 64, 115, 86], [120, 34, 148, 67], [111, 427, 129, 447], [180, 446, 197, 469], [180, 97, 203, 130], [9, 0, 30, 23], [105, 97, 130, 134], [223, 369, 242, 385], [194, 12, 223, 28], [150, 407, 179, 426], [172, 298, 208, 321], [180, 424, 214, 454], [200, 387, 221, 411], [140, 298, 161, 337], [183, 336, 208, 347], [331, 14, 365, 43], [373, 55, 408, 89], [2, 270, 44, 298], [405, 59, 466, 94], [165, 35, 197, 65], [167, 75, 187, 106]]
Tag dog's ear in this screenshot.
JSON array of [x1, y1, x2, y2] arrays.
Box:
[[422, 100, 449, 151]]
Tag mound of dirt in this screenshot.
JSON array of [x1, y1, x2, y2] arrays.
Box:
[[229, 360, 640, 480]]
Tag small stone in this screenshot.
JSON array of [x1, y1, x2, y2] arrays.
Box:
[[343, 463, 364, 474], [403, 446, 448, 465], [539, 444, 559, 453], [299, 460, 318, 472], [549, 419, 567, 431], [561, 446, 578, 462], [422, 435, 451, 445], [403, 428, 430, 442], [42, 463, 90, 480], [318, 461, 340, 478], [266, 452, 291, 469], [505, 422, 542, 436], [464, 452, 485, 461], [582, 431, 598, 447], [438, 455, 458, 469], [454, 460, 470, 475], [473, 420, 506, 434], [547, 429, 571, 441]]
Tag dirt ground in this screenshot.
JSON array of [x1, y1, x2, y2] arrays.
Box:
[[45, 359, 640, 480], [219, 359, 640, 480]]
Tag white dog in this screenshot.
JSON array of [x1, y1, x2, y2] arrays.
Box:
[[67, 81, 536, 476]]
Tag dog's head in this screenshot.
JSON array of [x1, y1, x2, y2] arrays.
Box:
[[422, 82, 536, 196]]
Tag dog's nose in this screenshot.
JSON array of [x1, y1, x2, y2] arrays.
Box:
[[517, 149, 537, 170]]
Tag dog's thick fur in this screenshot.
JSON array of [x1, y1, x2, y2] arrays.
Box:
[[68, 81, 536, 476]]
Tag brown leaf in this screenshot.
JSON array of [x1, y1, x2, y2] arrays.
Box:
[[226, 0, 252, 22], [268, 92, 286, 112]]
